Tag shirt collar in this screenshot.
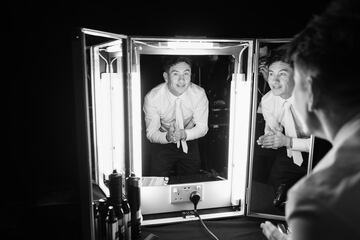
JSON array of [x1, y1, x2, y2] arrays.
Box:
[[332, 112, 360, 148], [281, 94, 294, 104], [275, 94, 293, 108], [313, 112, 360, 172], [165, 84, 177, 102]]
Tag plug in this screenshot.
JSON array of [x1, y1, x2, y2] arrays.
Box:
[[189, 191, 201, 211]]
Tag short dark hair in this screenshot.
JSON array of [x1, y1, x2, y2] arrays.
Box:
[[289, 0, 360, 111], [163, 56, 193, 73], [267, 44, 292, 67]]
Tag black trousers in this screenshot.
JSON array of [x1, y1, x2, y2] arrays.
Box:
[[150, 139, 200, 177], [269, 147, 308, 191]]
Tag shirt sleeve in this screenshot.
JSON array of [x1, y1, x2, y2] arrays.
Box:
[[185, 90, 209, 141], [292, 137, 310, 152], [261, 97, 283, 134], [264, 122, 273, 134], [143, 94, 168, 144]]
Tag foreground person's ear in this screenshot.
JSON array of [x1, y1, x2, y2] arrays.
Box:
[[306, 75, 315, 112]]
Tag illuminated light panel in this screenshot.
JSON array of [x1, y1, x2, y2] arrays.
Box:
[[94, 73, 113, 196], [228, 73, 252, 207], [130, 71, 143, 176], [106, 44, 122, 53], [167, 41, 213, 49], [110, 73, 125, 174]]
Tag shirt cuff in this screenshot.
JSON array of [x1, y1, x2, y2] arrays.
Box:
[[292, 138, 310, 152]]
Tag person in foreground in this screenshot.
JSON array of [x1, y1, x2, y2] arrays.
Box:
[[260, 0, 360, 239]]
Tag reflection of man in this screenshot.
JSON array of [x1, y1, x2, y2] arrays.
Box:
[[257, 47, 310, 208], [143, 56, 209, 177]]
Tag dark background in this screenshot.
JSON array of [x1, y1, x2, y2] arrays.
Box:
[[7, 1, 332, 239]]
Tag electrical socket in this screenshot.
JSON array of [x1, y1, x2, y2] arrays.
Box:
[[170, 184, 203, 203]]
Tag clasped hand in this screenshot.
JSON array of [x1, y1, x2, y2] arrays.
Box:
[[166, 123, 186, 143], [257, 130, 290, 149]]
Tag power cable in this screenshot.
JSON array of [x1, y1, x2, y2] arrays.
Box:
[[190, 191, 220, 240]]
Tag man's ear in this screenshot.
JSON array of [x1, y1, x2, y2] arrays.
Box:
[[163, 72, 168, 82], [307, 76, 315, 112]]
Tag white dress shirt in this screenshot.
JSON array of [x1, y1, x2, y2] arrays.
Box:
[[260, 91, 310, 152], [143, 82, 209, 144]]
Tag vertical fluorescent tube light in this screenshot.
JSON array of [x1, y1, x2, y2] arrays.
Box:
[[110, 71, 125, 174], [228, 76, 237, 190], [109, 43, 125, 175], [229, 73, 252, 207], [130, 71, 142, 176], [95, 72, 113, 196]]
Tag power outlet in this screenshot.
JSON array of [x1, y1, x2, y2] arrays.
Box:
[[170, 184, 203, 203]]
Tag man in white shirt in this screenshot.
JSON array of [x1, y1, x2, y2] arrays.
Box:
[[257, 47, 311, 207], [143, 56, 209, 177]]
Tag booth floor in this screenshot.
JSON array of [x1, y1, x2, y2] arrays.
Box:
[[141, 216, 270, 240]]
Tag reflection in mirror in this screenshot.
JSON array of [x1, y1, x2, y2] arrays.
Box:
[[141, 55, 234, 185], [248, 40, 313, 218]]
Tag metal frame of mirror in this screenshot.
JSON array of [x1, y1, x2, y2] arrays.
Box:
[[127, 37, 254, 224], [76, 28, 256, 227], [245, 39, 315, 221]]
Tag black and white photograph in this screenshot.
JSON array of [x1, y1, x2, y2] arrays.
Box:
[[8, 1, 359, 239]]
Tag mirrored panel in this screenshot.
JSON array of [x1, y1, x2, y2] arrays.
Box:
[[140, 54, 233, 184], [127, 38, 253, 217], [247, 39, 315, 219], [79, 31, 254, 226]]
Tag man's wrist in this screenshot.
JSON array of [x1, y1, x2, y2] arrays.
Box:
[[182, 130, 187, 141], [287, 137, 293, 148], [166, 133, 172, 142]]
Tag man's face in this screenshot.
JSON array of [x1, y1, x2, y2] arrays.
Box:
[[164, 61, 191, 96], [293, 63, 318, 136], [267, 61, 294, 99]]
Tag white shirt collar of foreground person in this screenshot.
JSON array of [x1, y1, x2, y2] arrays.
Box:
[[313, 113, 360, 173], [285, 113, 360, 239]]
